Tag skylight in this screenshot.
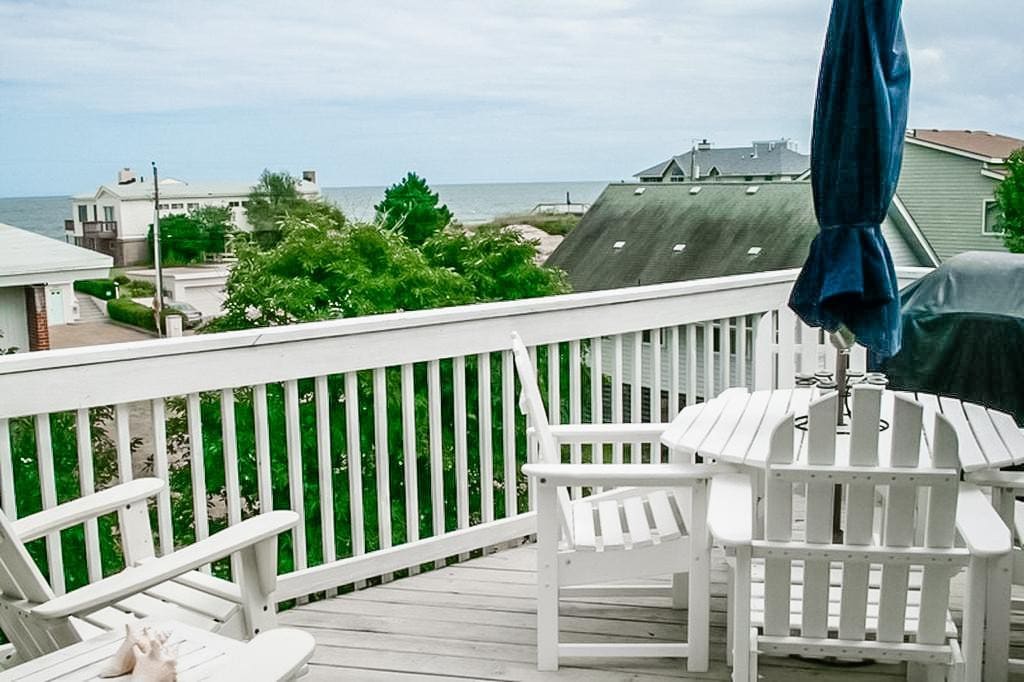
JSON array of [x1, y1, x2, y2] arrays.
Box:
[[747, 246, 762, 256], [634, 187, 646, 196], [613, 241, 626, 249], [689, 186, 702, 195], [673, 243, 686, 252], [746, 186, 760, 195]]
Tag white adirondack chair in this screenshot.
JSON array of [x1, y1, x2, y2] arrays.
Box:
[[0, 477, 298, 666], [962, 467, 1024, 679], [512, 332, 730, 672], [708, 388, 1009, 682]]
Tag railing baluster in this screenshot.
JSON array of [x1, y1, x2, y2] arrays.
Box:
[[652, 328, 662, 424], [284, 380, 307, 576], [220, 388, 242, 579], [589, 337, 603, 473], [686, 324, 698, 405], [314, 376, 336, 590], [34, 414, 64, 594], [631, 331, 643, 462], [185, 393, 209, 557], [427, 360, 444, 552], [0, 418, 14, 518], [149, 400, 173, 556], [344, 372, 365, 570], [501, 351, 517, 517], [477, 353, 494, 523], [737, 316, 748, 387], [568, 340, 582, 498], [546, 343, 560, 428], [253, 384, 273, 513], [453, 357, 469, 537], [669, 327, 680, 418], [720, 317, 732, 391], [115, 402, 132, 482], [372, 368, 393, 578], [400, 364, 419, 574], [612, 334, 623, 464], [703, 321, 715, 400], [76, 408, 102, 580]]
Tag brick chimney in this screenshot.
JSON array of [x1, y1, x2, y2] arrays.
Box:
[[24, 285, 50, 351]]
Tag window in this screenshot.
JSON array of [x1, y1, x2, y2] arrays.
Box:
[[638, 177, 660, 183], [743, 176, 754, 182], [158, 203, 169, 210], [983, 200, 1003, 235], [103, 206, 115, 221], [170, 203, 184, 210], [77, 205, 88, 223], [187, 202, 200, 210], [764, 175, 775, 182], [669, 176, 686, 183], [228, 201, 241, 208], [241, 201, 250, 207]]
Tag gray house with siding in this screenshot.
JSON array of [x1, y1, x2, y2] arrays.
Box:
[[634, 139, 810, 184], [896, 129, 1023, 263]]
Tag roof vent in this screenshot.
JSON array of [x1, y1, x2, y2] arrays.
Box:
[[747, 246, 763, 256], [613, 241, 626, 249], [634, 187, 646, 196], [746, 186, 760, 195], [689, 186, 702, 195], [673, 243, 686, 253]]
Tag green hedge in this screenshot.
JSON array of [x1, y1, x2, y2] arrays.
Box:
[[74, 279, 118, 300], [107, 298, 184, 332]]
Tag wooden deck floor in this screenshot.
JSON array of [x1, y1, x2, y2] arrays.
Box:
[[279, 544, 945, 681]]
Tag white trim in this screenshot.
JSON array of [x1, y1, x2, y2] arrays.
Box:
[[890, 195, 941, 267], [982, 168, 1007, 181], [905, 136, 1001, 164], [981, 198, 1004, 236]]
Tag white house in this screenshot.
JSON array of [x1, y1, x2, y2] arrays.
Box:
[[67, 168, 321, 266], [0, 222, 113, 352]]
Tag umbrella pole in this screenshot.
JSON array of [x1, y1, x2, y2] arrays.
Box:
[[830, 327, 855, 543]]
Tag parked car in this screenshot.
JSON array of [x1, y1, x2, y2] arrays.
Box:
[[164, 301, 204, 328]]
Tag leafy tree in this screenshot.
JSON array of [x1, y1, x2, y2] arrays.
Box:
[[246, 170, 303, 235], [148, 205, 233, 265], [422, 226, 569, 301], [245, 170, 344, 248], [998, 148, 1024, 253], [375, 172, 453, 246], [206, 216, 474, 331]]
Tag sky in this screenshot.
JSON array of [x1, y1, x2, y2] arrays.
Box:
[[1, 0, 1021, 198]]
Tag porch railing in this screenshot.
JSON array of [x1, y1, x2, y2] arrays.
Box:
[[0, 267, 930, 603]]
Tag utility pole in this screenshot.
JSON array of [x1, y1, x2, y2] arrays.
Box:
[[152, 162, 165, 337]]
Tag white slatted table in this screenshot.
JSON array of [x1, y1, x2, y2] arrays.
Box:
[[661, 387, 1024, 472], [662, 386, 1024, 682], [0, 622, 313, 682]]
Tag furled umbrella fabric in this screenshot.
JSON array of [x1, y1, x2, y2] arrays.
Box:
[[788, 0, 911, 359]]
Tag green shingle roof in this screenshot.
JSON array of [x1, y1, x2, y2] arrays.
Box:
[[545, 182, 925, 292]]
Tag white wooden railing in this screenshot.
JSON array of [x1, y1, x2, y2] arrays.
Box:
[[0, 267, 930, 603]]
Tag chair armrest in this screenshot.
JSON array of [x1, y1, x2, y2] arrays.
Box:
[[956, 483, 1011, 557], [212, 629, 316, 681], [33, 511, 298, 620], [965, 470, 1024, 490], [548, 423, 668, 445], [12, 478, 165, 542], [707, 474, 753, 546], [522, 462, 734, 487]]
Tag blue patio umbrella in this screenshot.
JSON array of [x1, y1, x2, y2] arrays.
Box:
[[788, 0, 911, 360]]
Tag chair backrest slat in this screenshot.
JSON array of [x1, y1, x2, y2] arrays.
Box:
[[876, 394, 924, 642], [917, 414, 960, 644], [800, 392, 838, 638], [511, 333, 573, 545], [763, 414, 795, 636], [838, 386, 882, 641]]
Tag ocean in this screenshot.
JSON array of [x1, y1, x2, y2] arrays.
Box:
[[0, 181, 609, 242]]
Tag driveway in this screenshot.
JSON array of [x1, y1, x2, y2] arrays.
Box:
[[48, 321, 154, 349]]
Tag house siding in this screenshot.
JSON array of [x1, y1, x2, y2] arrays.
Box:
[[896, 143, 1006, 261]]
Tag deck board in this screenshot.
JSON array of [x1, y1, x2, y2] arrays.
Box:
[[281, 544, 921, 680]]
